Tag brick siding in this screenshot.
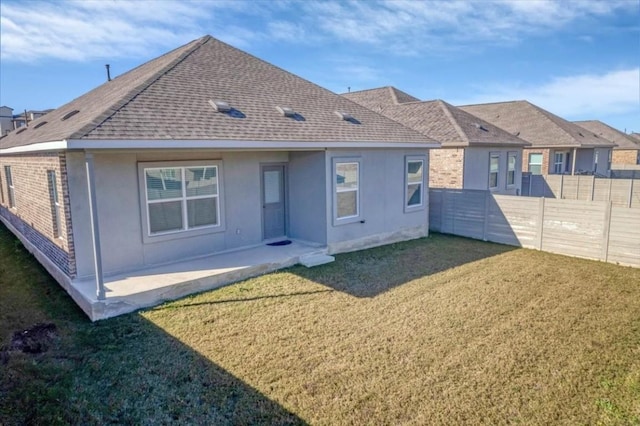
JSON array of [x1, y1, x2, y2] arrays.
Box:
[[522, 148, 551, 174], [429, 148, 464, 188], [612, 149, 639, 165], [0, 153, 76, 277]]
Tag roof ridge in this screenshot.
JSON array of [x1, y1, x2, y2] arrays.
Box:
[[69, 35, 210, 139], [438, 100, 470, 145], [388, 87, 400, 104]]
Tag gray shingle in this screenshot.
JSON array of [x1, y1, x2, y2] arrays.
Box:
[[1, 36, 436, 150], [344, 89, 529, 148], [574, 120, 638, 150], [459, 101, 615, 149]]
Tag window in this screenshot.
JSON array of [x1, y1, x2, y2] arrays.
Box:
[[144, 165, 220, 235], [507, 152, 517, 186], [406, 157, 425, 210], [489, 153, 500, 189], [553, 152, 565, 174], [529, 153, 543, 175], [4, 166, 15, 208], [335, 161, 359, 220], [47, 171, 62, 238]]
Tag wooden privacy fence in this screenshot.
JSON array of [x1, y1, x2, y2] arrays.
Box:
[[521, 175, 639, 207], [429, 189, 640, 267]]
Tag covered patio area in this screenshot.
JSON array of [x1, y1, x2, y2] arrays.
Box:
[[70, 240, 330, 321]]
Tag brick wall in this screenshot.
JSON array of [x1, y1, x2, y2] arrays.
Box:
[[522, 148, 551, 174], [0, 153, 76, 277], [429, 148, 464, 188], [612, 149, 639, 165]]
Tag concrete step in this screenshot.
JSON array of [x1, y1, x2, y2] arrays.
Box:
[[299, 253, 335, 268]]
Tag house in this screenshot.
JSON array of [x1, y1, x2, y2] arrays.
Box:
[[0, 107, 54, 136], [459, 101, 616, 176], [343, 87, 530, 194], [0, 106, 13, 136], [574, 120, 640, 166], [0, 35, 439, 320]]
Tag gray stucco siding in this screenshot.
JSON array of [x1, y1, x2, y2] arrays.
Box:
[[325, 148, 430, 249], [288, 151, 327, 244], [463, 147, 523, 195]]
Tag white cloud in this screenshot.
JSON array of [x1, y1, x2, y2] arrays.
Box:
[[452, 68, 640, 119]]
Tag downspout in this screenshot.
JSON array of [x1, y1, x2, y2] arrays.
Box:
[[85, 152, 105, 300], [571, 148, 577, 176]]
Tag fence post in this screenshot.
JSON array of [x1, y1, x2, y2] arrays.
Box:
[[629, 179, 634, 208], [591, 176, 596, 201], [440, 190, 446, 233], [602, 200, 613, 262], [483, 190, 490, 241], [559, 174, 564, 199], [536, 197, 545, 250]]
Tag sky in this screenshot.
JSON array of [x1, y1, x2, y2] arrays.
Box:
[[1, 0, 639, 133]]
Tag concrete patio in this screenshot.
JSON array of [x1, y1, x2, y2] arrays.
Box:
[[70, 240, 329, 321]]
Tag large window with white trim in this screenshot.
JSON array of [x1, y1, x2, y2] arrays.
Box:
[[4, 166, 15, 208], [335, 161, 359, 220], [144, 165, 220, 235], [47, 170, 62, 238], [529, 153, 543, 175], [405, 157, 425, 210], [489, 153, 500, 189], [507, 152, 517, 186]]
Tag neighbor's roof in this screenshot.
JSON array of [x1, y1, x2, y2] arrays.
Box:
[[629, 132, 640, 142], [459, 101, 615, 149], [574, 120, 640, 150], [0, 36, 437, 152], [344, 88, 529, 148]]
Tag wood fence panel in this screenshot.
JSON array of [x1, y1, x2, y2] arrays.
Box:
[[576, 176, 594, 201], [607, 207, 640, 267], [541, 199, 606, 260], [450, 190, 485, 240], [632, 180, 640, 208], [429, 190, 443, 231], [488, 195, 540, 248], [545, 175, 562, 198], [610, 180, 633, 207], [562, 176, 579, 199], [592, 179, 611, 202]]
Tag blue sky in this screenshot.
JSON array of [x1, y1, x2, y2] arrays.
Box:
[[1, 0, 639, 132]]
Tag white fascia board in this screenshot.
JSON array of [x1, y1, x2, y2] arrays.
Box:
[[66, 139, 440, 150], [0, 140, 68, 154]]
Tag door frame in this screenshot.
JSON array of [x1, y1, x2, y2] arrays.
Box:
[[260, 162, 289, 241]]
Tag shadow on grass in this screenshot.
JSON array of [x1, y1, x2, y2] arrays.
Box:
[[0, 223, 305, 425], [291, 233, 516, 298]]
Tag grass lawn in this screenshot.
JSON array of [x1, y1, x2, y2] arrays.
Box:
[[1, 223, 639, 425]]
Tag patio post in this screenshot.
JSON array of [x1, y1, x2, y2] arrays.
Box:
[[571, 148, 577, 175], [85, 152, 105, 300]]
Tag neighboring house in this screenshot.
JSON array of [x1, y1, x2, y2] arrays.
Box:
[[343, 87, 530, 194], [0, 35, 439, 318], [0, 106, 13, 136], [574, 120, 640, 166], [460, 101, 616, 176], [11, 109, 53, 129]]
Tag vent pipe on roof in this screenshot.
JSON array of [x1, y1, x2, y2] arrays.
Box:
[[209, 100, 231, 113], [335, 111, 354, 121], [276, 106, 296, 117], [105, 64, 111, 82]]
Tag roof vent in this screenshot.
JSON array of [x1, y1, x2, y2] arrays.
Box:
[[276, 106, 296, 117], [209, 100, 231, 113], [578, 132, 584, 137], [61, 110, 80, 121], [335, 111, 354, 121], [514, 131, 521, 136], [34, 121, 48, 129], [474, 123, 489, 132], [16, 128, 27, 134]]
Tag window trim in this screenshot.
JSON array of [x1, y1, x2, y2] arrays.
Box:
[[405, 155, 426, 212], [528, 153, 543, 175], [4, 166, 15, 208], [47, 170, 63, 239], [507, 151, 517, 187], [553, 151, 566, 174], [137, 160, 225, 244], [332, 157, 361, 225], [489, 153, 500, 190]]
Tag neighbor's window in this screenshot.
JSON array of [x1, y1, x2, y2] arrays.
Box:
[[507, 152, 517, 186], [406, 158, 424, 209], [144, 165, 219, 235], [553, 152, 565, 174], [4, 166, 15, 208], [47, 170, 62, 238], [529, 153, 543, 175], [489, 153, 500, 189], [335, 161, 359, 219]]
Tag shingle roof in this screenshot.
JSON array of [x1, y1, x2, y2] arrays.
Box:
[[628, 132, 640, 142], [344, 89, 528, 148], [459, 101, 615, 149], [574, 120, 639, 150], [343, 87, 421, 111], [0, 36, 436, 150]]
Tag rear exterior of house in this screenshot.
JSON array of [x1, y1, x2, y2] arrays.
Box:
[[574, 120, 640, 167], [460, 101, 616, 177], [0, 36, 438, 319], [343, 89, 529, 195]]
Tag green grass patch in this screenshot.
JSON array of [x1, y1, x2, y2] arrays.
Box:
[[1, 223, 639, 424]]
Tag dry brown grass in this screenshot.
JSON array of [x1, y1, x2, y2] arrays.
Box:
[[2, 227, 639, 425], [145, 236, 640, 425]]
